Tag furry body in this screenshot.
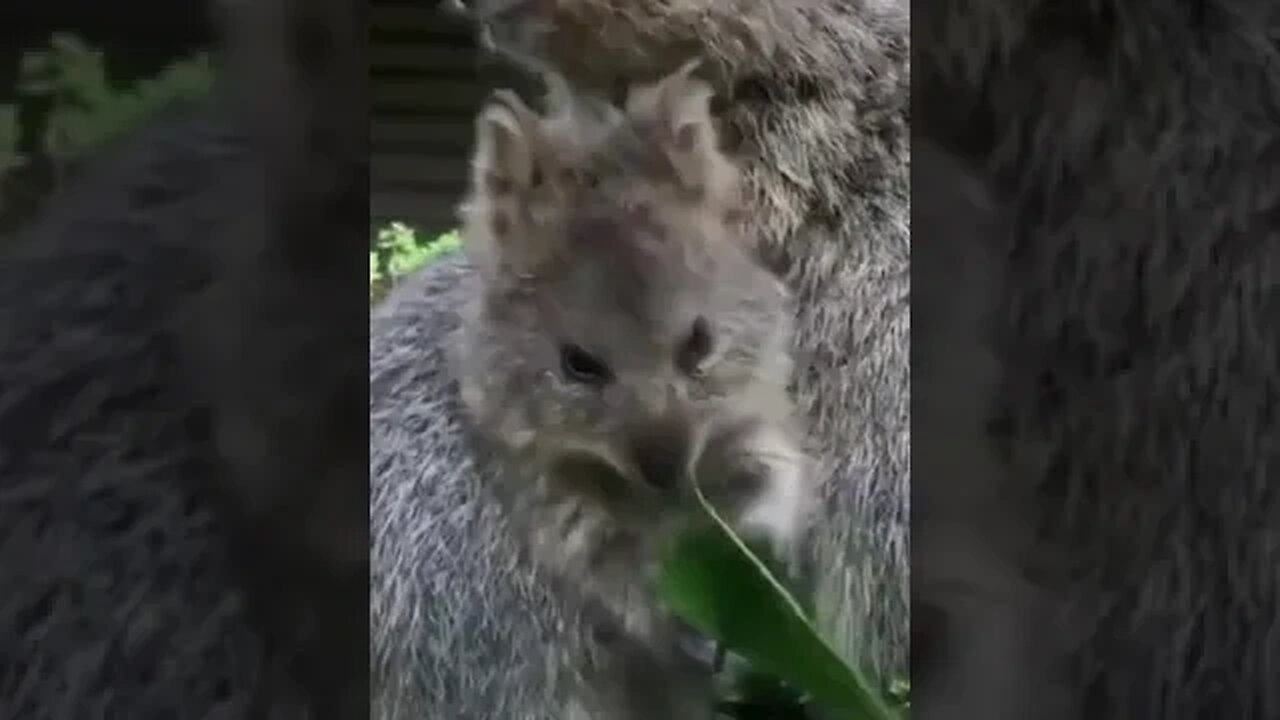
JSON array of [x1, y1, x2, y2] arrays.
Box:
[[369, 0, 910, 717]]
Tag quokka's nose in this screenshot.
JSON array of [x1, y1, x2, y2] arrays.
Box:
[[628, 422, 691, 493]]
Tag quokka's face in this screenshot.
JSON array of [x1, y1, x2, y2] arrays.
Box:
[[455, 60, 799, 534], [463, 195, 794, 525]]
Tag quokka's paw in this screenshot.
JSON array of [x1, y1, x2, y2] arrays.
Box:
[[691, 416, 810, 551]]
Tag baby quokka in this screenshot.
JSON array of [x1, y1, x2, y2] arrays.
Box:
[[451, 61, 816, 716]]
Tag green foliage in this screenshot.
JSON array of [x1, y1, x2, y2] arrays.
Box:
[[1, 33, 217, 233], [370, 222, 462, 303], [17, 33, 215, 171], [661, 492, 907, 719]]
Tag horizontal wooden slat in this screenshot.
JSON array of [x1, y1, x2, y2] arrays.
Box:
[[367, 13, 495, 237], [371, 138, 475, 155], [371, 117, 475, 152], [372, 154, 469, 189], [372, 191, 463, 232], [373, 78, 487, 112], [370, 42, 486, 73], [371, 5, 473, 43], [372, 200, 463, 234]]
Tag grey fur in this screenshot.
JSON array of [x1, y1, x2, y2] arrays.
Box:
[[920, 0, 1280, 717], [369, 0, 909, 716], [371, 256, 561, 719]]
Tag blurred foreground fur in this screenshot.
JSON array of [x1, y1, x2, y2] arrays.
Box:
[[0, 0, 366, 717], [919, 0, 1280, 717], [369, 0, 909, 717], [911, 142, 1071, 720]]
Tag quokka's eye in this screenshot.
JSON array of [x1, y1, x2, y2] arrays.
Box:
[[559, 343, 614, 386], [677, 315, 715, 377]]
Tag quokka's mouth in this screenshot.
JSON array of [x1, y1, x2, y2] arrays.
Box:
[[546, 434, 693, 495], [690, 465, 766, 515], [547, 453, 641, 506]]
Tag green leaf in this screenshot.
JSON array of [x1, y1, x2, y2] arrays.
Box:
[[659, 491, 899, 720]]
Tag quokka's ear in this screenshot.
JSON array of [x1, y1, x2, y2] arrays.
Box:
[[463, 89, 572, 279], [625, 58, 736, 205], [471, 89, 543, 196]]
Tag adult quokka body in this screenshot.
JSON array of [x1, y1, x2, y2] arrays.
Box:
[[370, 2, 910, 715]]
